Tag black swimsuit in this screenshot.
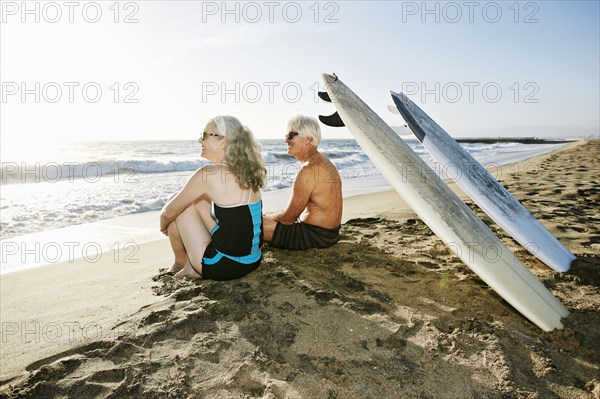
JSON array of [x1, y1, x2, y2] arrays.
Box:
[[201, 199, 263, 280]]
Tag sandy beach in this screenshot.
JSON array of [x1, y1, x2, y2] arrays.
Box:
[[1, 140, 598, 398]]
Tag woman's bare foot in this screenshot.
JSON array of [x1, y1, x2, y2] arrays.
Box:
[[168, 262, 186, 274], [174, 260, 203, 280]]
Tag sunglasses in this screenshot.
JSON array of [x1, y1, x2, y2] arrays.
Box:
[[200, 131, 222, 141], [285, 131, 299, 140]]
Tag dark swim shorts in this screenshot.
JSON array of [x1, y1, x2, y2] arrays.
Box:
[[201, 242, 262, 281], [270, 221, 341, 250]]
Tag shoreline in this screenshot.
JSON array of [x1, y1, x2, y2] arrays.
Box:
[[0, 141, 575, 275], [343, 140, 584, 222], [1, 140, 599, 398], [454, 137, 578, 144]]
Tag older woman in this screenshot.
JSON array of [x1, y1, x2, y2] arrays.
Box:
[[160, 116, 266, 280]]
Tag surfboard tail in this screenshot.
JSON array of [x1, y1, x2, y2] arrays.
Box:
[[390, 91, 575, 273]]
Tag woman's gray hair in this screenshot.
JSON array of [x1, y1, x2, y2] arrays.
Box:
[[287, 114, 322, 147], [210, 115, 266, 192]]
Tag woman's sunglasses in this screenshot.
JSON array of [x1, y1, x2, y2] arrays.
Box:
[[286, 131, 299, 140], [200, 131, 221, 141]]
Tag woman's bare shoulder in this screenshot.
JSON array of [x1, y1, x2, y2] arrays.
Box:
[[191, 164, 232, 185]]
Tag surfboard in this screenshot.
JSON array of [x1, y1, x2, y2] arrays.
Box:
[[319, 73, 568, 331], [390, 92, 575, 273]]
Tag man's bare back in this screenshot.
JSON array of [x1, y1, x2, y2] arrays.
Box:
[[263, 115, 343, 249], [294, 152, 342, 229]]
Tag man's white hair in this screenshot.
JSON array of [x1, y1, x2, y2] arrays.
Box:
[[288, 114, 322, 147]]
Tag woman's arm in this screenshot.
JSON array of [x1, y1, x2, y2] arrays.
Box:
[[160, 168, 210, 234]]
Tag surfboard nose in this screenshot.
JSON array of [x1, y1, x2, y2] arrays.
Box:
[[322, 73, 337, 84], [391, 91, 408, 103]]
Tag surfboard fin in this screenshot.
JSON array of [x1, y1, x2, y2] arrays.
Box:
[[318, 91, 332, 102], [387, 104, 400, 114], [318, 112, 345, 127]]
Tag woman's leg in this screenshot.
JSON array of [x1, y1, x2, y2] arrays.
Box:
[[164, 193, 187, 273], [171, 195, 216, 279], [262, 216, 277, 242], [166, 221, 189, 273]]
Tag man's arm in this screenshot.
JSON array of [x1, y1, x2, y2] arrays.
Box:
[[268, 166, 315, 225]]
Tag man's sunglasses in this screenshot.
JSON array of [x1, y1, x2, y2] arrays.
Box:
[[286, 131, 299, 140]]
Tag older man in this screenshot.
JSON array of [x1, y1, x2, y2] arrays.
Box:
[[263, 114, 343, 249]]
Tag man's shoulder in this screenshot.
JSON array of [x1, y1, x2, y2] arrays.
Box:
[[297, 153, 340, 184], [298, 154, 327, 173], [303, 152, 337, 168]]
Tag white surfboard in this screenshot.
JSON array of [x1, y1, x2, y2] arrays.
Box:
[[391, 92, 575, 273], [320, 73, 568, 331]]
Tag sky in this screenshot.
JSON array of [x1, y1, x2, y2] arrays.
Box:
[[1, 0, 599, 150]]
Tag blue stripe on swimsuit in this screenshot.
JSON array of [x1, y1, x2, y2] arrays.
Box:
[[202, 200, 262, 266]]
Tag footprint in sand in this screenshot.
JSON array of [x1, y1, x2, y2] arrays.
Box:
[[139, 308, 171, 326]]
